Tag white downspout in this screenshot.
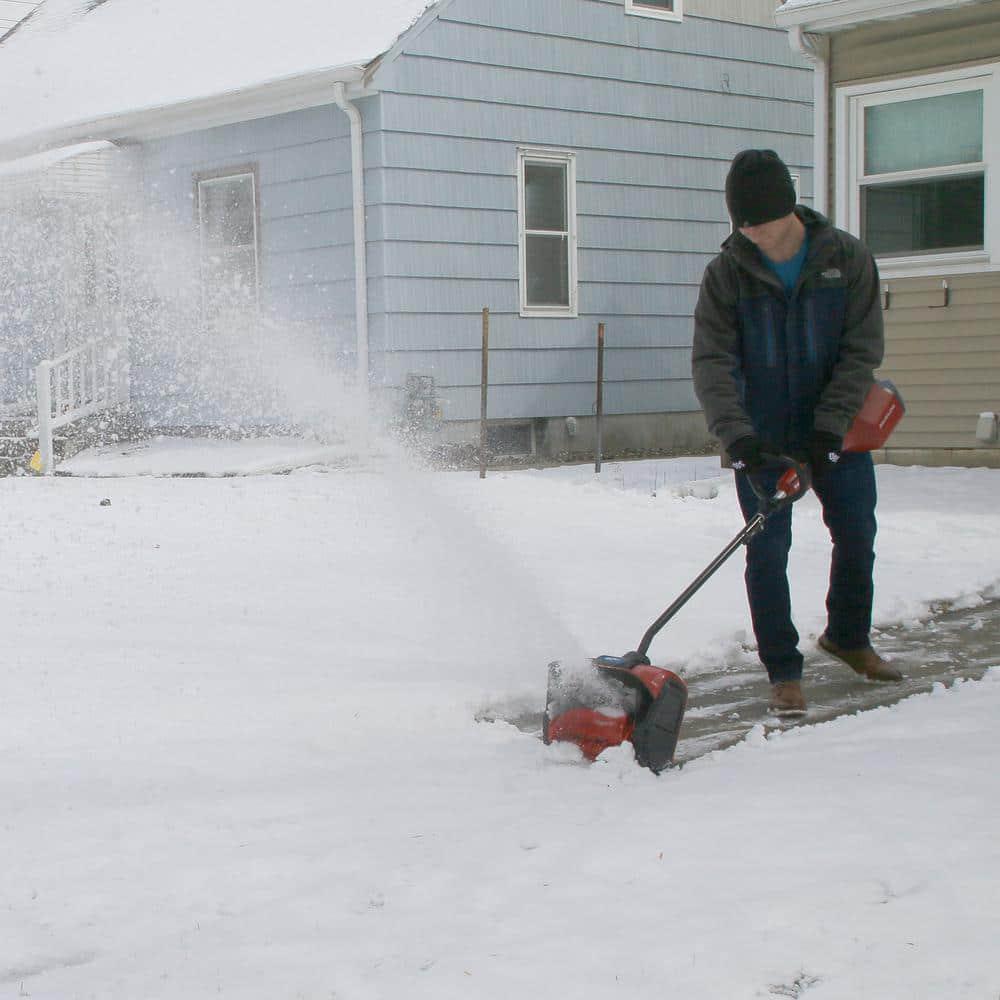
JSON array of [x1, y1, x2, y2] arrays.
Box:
[[333, 81, 370, 427], [790, 26, 831, 217]]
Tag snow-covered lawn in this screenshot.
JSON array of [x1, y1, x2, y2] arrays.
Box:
[[2, 454, 998, 999]]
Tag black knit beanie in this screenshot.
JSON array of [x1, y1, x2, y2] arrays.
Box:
[[725, 149, 797, 228]]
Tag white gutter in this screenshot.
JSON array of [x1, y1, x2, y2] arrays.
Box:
[[789, 26, 830, 217], [0, 66, 368, 163], [332, 81, 370, 423]]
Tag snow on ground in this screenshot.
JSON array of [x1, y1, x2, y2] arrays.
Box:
[[1, 451, 998, 999], [59, 436, 360, 478]]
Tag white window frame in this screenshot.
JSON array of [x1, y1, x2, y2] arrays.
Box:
[[195, 165, 262, 318], [625, 0, 682, 22], [836, 63, 1000, 278], [517, 147, 578, 319]]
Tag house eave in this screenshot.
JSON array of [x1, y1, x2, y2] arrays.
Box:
[[0, 64, 368, 162], [0, 139, 118, 178], [775, 0, 992, 33]]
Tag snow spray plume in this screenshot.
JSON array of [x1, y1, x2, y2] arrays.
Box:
[[0, 170, 124, 409], [376, 441, 590, 715], [1, 149, 369, 452], [123, 199, 369, 446]]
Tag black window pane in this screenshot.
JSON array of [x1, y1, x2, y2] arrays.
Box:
[[526, 234, 569, 306], [862, 174, 984, 256], [524, 163, 566, 232], [635, 0, 673, 7]]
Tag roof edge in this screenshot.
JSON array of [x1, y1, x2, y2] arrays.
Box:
[[365, 0, 456, 86], [0, 63, 367, 162], [0, 139, 118, 178], [775, 0, 991, 32]]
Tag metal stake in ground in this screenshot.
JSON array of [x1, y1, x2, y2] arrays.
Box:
[[479, 307, 489, 479], [595, 322, 605, 474]]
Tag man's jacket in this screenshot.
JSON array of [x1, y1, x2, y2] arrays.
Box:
[[692, 206, 883, 456]]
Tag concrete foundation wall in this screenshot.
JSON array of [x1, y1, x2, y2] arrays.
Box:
[[439, 409, 716, 459], [878, 448, 1000, 470]]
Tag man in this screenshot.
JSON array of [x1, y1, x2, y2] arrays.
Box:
[[692, 149, 902, 715]]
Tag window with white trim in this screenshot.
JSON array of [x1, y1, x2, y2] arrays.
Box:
[[625, 0, 681, 21], [838, 64, 999, 270], [196, 167, 261, 321], [517, 148, 578, 317]]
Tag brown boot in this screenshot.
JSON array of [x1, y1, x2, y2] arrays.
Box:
[[818, 633, 902, 682], [768, 680, 807, 716]]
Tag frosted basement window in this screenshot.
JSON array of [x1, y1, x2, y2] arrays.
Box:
[[517, 148, 578, 318], [196, 168, 260, 320], [625, 0, 682, 21]]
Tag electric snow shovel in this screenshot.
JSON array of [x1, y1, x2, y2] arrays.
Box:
[[543, 455, 811, 773]]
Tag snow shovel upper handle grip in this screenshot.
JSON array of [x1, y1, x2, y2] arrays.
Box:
[[747, 454, 811, 514]]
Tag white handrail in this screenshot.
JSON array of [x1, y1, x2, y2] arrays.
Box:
[[34, 337, 130, 475]]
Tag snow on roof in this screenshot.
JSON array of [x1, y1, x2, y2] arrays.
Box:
[[0, 0, 37, 33], [0, 0, 436, 156]]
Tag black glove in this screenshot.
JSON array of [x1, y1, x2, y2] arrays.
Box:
[[727, 435, 765, 473], [808, 431, 843, 475]]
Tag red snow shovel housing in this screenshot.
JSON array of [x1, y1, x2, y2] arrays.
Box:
[[543, 456, 811, 773]]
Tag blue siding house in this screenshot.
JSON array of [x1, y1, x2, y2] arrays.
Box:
[[0, 0, 812, 461]]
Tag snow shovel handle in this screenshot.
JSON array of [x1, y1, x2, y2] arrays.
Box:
[[632, 455, 811, 660], [746, 453, 811, 516]]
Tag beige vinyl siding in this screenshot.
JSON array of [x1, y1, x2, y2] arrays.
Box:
[[879, 273, 1000, 454], [830, 1, 1000, 85], [685, 0, 779, 27]]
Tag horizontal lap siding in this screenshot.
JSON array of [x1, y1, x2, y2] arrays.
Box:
[[380, 345, 693, 384], [446, 0, 803, 67], [684, 0, 781, 27], [378, 95, 808, 165], [137, 107, 356, 424], [368, 313, 695, 351], [830, 2, 1000, 85], [368, 0, 811, 422], [432, 380, 700, 421], [878, 274, 1000, 450]]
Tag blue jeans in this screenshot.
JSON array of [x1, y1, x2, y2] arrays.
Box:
[[735, 452, 877, 683]]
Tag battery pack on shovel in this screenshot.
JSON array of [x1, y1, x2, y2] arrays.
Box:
[[843, 379, 905, 452], [543, 457, 810, 773]]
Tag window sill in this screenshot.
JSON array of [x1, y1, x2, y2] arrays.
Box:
[[519, 307, 579, 319], [877, 252, 998, 280], [625, 2, 682, 21]]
